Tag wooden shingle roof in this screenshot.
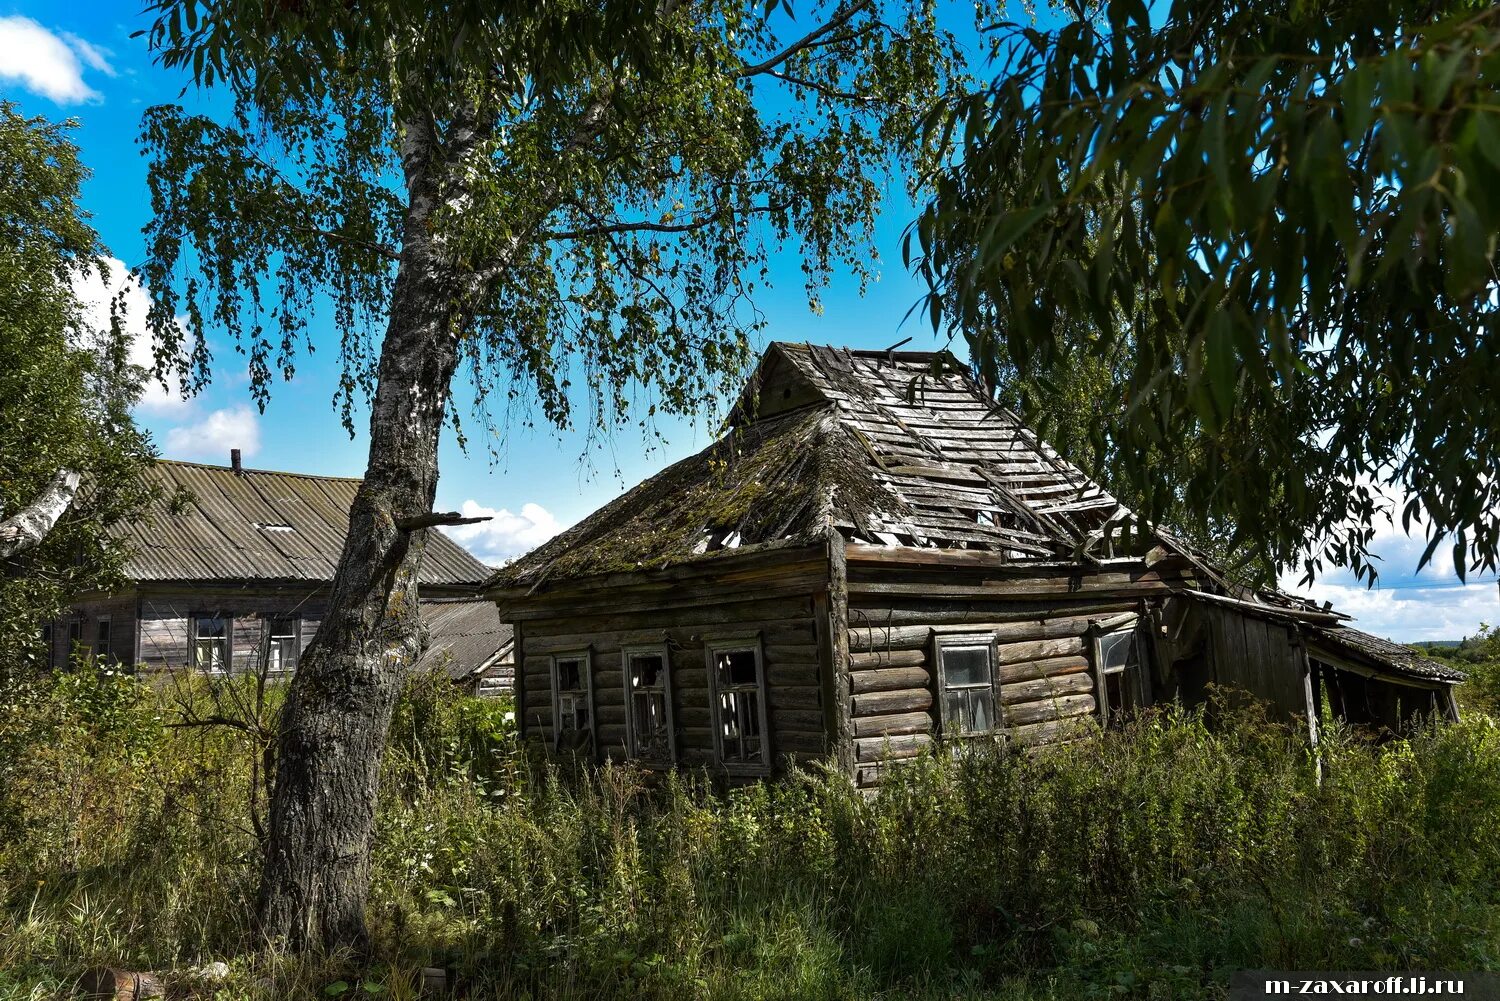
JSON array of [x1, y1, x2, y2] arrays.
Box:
[[495, 342, 1139, 590], [117, 460, 491, 588]]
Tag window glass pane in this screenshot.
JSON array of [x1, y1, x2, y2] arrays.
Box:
[[95, 620, 110, 656], [942, 646, 991, 688], [717, 649, 759, 688], [631, 654, 664, 690], [556, 659, 582, 691], [1099, 630, 1137, 672], [945, 688, 994, 735]]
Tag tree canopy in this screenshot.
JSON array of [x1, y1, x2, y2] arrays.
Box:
[[139, 0, 970, 447], [913, 0, 1500, 584], [0, 104, 155, 672]]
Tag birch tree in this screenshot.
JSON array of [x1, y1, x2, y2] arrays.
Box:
[[137, 0, 974, 950]]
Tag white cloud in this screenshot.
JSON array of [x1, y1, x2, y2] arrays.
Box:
[[71, 257, 192, 415], [1280, 487, 1500, 641], [0, 17, 111, 103], [163, 406, 262, 463], [59, 33, 115, 77], [441, 499, 563, 565]]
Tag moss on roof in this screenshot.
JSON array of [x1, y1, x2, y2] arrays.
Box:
[[492, 405, 907, 591]]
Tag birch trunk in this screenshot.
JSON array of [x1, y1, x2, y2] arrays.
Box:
[[255, 124, 467, 950]]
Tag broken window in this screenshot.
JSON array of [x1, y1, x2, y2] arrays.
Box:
[[194, 616, 230, 673], [708, 641, 769, 772], [551, 651, 593, 752], [624, 647, 675, 763], [936, 635, 997, 736], [267, 618, 298, 673], [1095, 627, 1148, 726]]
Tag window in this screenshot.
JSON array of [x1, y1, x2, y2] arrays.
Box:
[[707, 639, 770, 773], [551, 651, 593, 752], [267, 618, 298, 673], [1094, 626, 1149, 726], [624, 646, 675, 763], [194, 616, 230, 673], [935, 635, 997, 736], [95, 617, 112, 661], [67, 619, 83, 660]]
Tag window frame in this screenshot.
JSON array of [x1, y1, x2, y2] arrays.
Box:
[[66, 618, 84, 662], [622, 643, 676, 765], [94, 615, 112, 662], [191, 613, 232, 674], [549, 649, 595, 754], [1092, 620, 1151, 727], [265, 616, 300, 675], [705, 633, 771, 776], [933, 633, 1001, 738]]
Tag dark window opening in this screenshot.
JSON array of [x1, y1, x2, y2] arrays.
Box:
[[552, 653, 592, 752], [625, 650, 674, 763], [711, 647, 768, 769], [67, 619, 84, 661], [1096, 627, 1145, 726], [95, 618, 112, 660], [937, 638, 996, 736]]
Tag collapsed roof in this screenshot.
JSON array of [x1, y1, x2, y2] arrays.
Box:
[[492, 342, 1458, 686]]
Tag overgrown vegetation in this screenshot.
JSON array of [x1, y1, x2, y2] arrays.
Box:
[[3, 667, 1497, 1000]]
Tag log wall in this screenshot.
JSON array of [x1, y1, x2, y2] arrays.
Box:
[[844, 554, 1188, 788], [136, 590, 325, 674], [46, 592, 139, 669], [505, 546, 831, 774]]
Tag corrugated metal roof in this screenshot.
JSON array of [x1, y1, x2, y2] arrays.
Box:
[[415, 598, 514, 680], [117, 460, 492, 587]]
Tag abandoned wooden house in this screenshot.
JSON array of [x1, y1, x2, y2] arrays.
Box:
[[487, 342, 1463, 788], [46, 455, 513, 692]]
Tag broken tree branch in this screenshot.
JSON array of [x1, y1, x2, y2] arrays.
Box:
[[395, 511, 492, 531], [0, 469, 81, 559]]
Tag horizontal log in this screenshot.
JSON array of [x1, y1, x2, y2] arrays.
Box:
[[847, 581, 1175, 601], [851, 711, 933, 738], [849, 648, 927, 669], [997, 655, 1089, 685], [518, 596, 815, 638], [1000, 669, 1093, 705], [524, 622, 812, 656], [1001, 693, 1095, 727], [1006, 715, 1096, 747], [770, 708, 825, 730], [849, 666, 931, 695], [854, 732, 933, 763], [767, 686, 824, 710], [995, 636, 1086, 665], [847, 600, 1140, 626], [851, 687, 932, 717]]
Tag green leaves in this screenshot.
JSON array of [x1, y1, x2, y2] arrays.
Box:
[[916, 0, 1500, 583]]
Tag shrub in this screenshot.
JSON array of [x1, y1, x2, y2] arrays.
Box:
[[2, 671, 1499, 1001]]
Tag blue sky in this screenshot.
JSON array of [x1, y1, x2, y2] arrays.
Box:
[[2, 1, 1495, 641]]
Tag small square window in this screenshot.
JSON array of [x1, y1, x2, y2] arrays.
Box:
[[936, 636, 997, 737]]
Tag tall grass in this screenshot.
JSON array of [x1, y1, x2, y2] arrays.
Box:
[[3, 666, 1499, 1000]]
